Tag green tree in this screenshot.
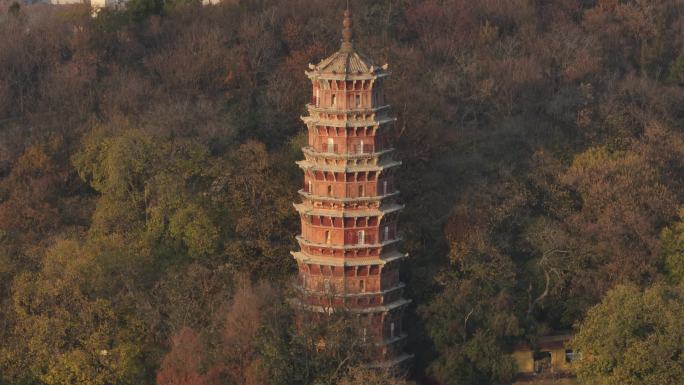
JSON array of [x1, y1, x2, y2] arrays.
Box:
[[421, 202, 520, 385], [126, 0, 164, 21], [667, 49, 684, 85], [255, 307, 370, 385], [210, 141, 298, 278], [338, 367, 411, 385], [3, 239, 147, 385], [571, 284, 684, 385]]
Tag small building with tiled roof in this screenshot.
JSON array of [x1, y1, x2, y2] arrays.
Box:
[[512, 333, 577, 383]]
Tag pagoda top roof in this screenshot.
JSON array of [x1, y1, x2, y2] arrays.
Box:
[[309, 50, 386, 77], [306, 9, 389, 80]]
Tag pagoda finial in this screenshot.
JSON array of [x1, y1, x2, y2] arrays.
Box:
[[341, 2, 354, 52]]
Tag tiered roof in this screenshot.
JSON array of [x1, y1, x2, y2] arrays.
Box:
[[305, 9, 389, 80], [292, 6, 412, 369]]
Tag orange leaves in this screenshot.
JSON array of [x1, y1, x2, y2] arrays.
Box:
[[156, 328, 207, 385]]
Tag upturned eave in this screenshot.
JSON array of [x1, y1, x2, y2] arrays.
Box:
[[306, 104, 390, 115], [301, 146, 395, 160], [301, 115, 396, 128], [293, 202, 404, 218], [305, 70, 390, 81], [291, 250, 407, 267], [295, 159, 401, 173], [293, 297, 411, 314], [295, 235, 403, 251], [297, 189, 399, 203], [294, 281, 406, 297]]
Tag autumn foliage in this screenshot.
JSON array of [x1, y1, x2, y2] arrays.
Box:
[[1, 0, 683, 384]]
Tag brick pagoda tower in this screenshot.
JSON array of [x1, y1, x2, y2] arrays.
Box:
[[291, 7, 411, 368]]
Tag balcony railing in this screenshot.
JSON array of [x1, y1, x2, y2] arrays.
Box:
[[353, 144, 374, 154], [322, 144, 338, 153], [315, 144, 376, 154], [306, 103, 389, 113], [345, 234, 376, 245]]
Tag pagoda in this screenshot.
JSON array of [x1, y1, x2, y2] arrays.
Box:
[[291, 7, 412, 368]]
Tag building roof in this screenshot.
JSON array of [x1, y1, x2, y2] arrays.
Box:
[[291, 250, 407, 266], [293, 202, 404, 218], [298, 188, 399, 203], [306, 9, 388, 80], [296, 159, 401, 173], [513, 333, 574, 352], [300, 298, 411, 314], [313, 49, 379, 75], [295, 235, 403, 251]]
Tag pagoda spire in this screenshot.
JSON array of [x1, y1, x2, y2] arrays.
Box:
[[340, 3, 354, 52]]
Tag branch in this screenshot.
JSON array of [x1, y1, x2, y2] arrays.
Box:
[[463, 308, 474, 342], [528, 268, 550, 317], [527, 249, 569, 316]]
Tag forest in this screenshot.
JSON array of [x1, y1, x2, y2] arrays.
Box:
[[0, 0, 683, 384]]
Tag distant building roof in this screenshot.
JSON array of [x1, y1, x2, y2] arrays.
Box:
[[514, 333, 573, 352]]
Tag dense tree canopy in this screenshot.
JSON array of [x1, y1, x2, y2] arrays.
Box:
[[570, 284, 684, 385], [1, 0, 683, 384]]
